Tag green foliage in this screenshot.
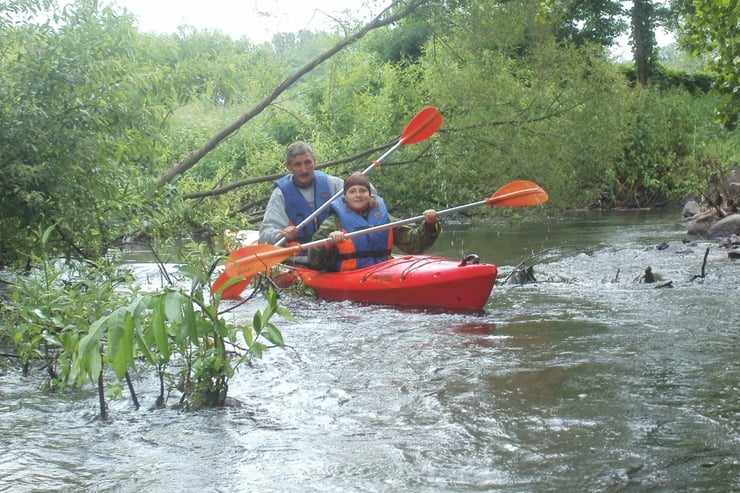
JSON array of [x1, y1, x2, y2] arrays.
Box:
[[0, 0, 173, 265], [658, 42, 709, 72], [618, 63, 717, 94], [2, 233, 292, 414], [0, 0, 54, 28], [614, 87, 733, 206], [141, 27, 267, 107], [676, 0, 740, 129], [539, 0, 628, 46], [540, 0, 673, 86], [2, 225, 137, 389], [387, 1, 632, 211], [301, 51, 422, 153], [271, 30, 341, 71], [444, 0, 552, 56], [365, 14, 432, 63]]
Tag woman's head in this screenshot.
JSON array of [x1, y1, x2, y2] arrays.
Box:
[[343, 172, 371, 194], [343, 172, 372, 211]]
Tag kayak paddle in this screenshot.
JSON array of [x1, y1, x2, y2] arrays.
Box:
[[275, 106, 443, 246], [213, 179, 548, 299]]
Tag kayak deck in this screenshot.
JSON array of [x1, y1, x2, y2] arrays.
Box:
[[288, 255, 497, 311]]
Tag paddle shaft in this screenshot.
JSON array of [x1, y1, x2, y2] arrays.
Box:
[[289, 185, 544, 254], [231, 183, 547, 267], [296, 200, 482, 253]]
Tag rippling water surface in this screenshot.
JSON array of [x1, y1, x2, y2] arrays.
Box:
[[1, 210, 738, 492]]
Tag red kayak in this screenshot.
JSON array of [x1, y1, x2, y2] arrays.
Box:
[[287, 255, 497, 311]]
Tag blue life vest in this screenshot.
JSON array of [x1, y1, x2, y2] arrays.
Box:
[[275, 171, 334, 244], [330, 196, 393, 271]]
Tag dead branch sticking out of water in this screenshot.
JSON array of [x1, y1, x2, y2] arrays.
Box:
[[653, 281, 674, 288], [689, 247, 711, 281], [500, 247, 592, 285]]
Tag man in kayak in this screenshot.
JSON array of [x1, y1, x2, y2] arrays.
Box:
[[309, 172, 440, 271], [258, 142, 345, 263]]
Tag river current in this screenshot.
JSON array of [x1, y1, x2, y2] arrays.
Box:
[[1, 210, 737, 492]]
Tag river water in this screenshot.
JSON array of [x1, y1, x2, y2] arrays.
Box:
[[1, 210, 738, 492]]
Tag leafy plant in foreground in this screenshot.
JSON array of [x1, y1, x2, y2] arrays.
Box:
[[73, 242, 293, 415], [2, 230, 293, 418], [1, 225, 133, 390]]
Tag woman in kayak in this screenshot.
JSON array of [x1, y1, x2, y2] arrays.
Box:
[[309, 172, 440, 271]]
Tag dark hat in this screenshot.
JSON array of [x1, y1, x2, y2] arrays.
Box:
[[344, 172, 371, 194]]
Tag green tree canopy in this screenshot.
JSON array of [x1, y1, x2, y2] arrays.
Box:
[[0, 0, 173, 263], [677, 0, 739, 128]]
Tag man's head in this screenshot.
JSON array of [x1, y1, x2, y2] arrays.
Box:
[[285, 142, 316, 188]]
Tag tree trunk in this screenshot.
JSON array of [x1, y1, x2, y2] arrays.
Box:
[[631, 0, 655, 87], [632, 0, 647, 86]]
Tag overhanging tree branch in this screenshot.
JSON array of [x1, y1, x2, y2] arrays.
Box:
[[157, 0, 427, 187], [181, 143, 390, 199]]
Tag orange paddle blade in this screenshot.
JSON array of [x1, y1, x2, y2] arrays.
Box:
[[226, 244, 278, 261], [212, 244, 290, 299], [487, 180, 549, 207], [212, 274, 250, 300], [400, 107, 443, 145], [213, 245, 302, 299], [225, 246, 300, 279]]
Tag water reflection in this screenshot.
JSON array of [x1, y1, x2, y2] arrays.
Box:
[[450, 322, 496, 336]]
